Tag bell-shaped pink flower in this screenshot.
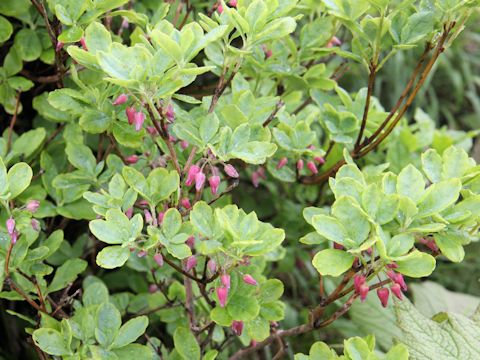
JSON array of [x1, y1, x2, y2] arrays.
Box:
[[216, 287, 228, 307], [154, 253, 164, 267], [166, 104, 175, 122], [307, 161, 318, 174], [327, 36, 342, 48], [391, 283, 403, 300], [231, 320, 243, 335], [224, 164, 239, 178], [137, 250, 147, 258], [144, 209, 153, 225], [157, 211, 165, 225], [10, 231, 18, 244], [6, 217, 15, 235], [31, 219, 40, 231], [314, 156, 325, 164], [125, 155, 139, 164], [149, 284, 158, 293], [333, 242, 343, 250], [228, 0, 238, 7], [252, 172, 260, 188], [180, 140, 189, 150], [180, 198, 191, 209], [394, 273, 408, 291], [185, 165, 200, 186], [185, 255, 197, 272], [186, 235, 195, 249], [209, 175, 221, 195], [353, 275, 366, 294], [26, 200, 40, 213], [80, 37, 88, 51], [126, 107, 136, 125], [217, 4, 224, 13], [207, 259, 217, 273], [133, 111, 145, 131], [221, 274, 231, 289], [276, 157, 288, 170], [297, 159, 304, 170], [359, 284, 369, 302], [125, 208, 134, 219], [147, 126, 158, 135], [195, 171, 206, 192], [243, 274, 257, 286], [113, 94, 128, 106], [377, 288, 390, 308]]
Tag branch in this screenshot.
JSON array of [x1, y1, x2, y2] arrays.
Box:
[[262, 100, 284, 127], [354, 62, 376, 151]]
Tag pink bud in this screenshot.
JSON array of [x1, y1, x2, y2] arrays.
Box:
[[121, 18, 129, 29], [327, 36, 342, 48], [257, 167, 266, 180], [366, 247, 373, 256], [125, 208, 133, 219], [314, 156, 325, 165], [10, 231, 18, 244], [217, 4, 224, 13], [149, 284, 158, 293], [80, 37, 88, 51], [185, 255, 197, 272], [180, 140, 189, 150], [207, 259, 217, 273], [391, 283, 403, 300], [195, 171, 206, 192], [166, 104, 175, 122], [31, 219, 40, 232], [276, 157, 288, 170], [154, 253, 164, 267], [180, 198, 191, 209], [137, 250, 147, 258], [307, 145, 315, 150], [386, 270, 397, 281], [216, 287, 228, 307], [386, 263, 398, 269], [147, 126, 158, 135], [333, 242, 343, 250], [209, 175, 221, 195], [126, 107, 136, 125], [221, 274, 231, 289], [186, 235, 195, 249], [26, 200, 40, 213], [359, 284, 369, 302], [157, 211, 165, 225], [264, 49, 273, 59], [125, 155, 139, 164], [394, 273, 408, 292], [144, 209, 153, 224], [307, 161, 318, 174], [113, 94, 128, 106], [228, 0, 238, 7], [251, 172, 260, 188], [133, 111, 145, 131], [242, 274, 257, 286], [55, 41, 64, 52], [138, 200, 149, 207], [169, 134, 176, 142], [224, 164, 239, 178], [297, 159, 304, 170], [250, 340, 257, 347], [353, 275, 366, 294], [231, 320, 243, 336], [377, 288, 389, 308], [185, 165, 200, 186], [6, 217, 15, 235]]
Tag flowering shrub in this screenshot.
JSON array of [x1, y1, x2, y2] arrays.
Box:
[[0, 0, 479, 359]]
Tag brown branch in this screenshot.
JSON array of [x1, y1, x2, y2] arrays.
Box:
[[262, 101, 284, 127], [354, 62, 376, 151], [7, 93, 21, 152]]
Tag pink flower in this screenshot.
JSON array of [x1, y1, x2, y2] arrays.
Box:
[[195, 171, 206, 191], [359, 284, 369, 302], [207, 259, 217, 273], [257, 167, 266, 180], [31, 219, 40, 231], [314, 156, 325, 164], [137, 250, 147, 257], [180, 198, 191, 209], [307, 161, 318, 174], [180, 140, 189, 150], [395, 273, 408, 291], [10, 231, 18, 244], [149, 284, 158, 293], [166, 104, 175, 122], [186, 236, 195, 249], [80, 37, 88, 51], [133, 111, 145, 131], [55, 41, 64, 52], [377, 288, 390, 308], [157, 211, 165, 225], [297, 159, 304, 170], [228, 0, 238, 7], [353, 275, 366, 294], [147, 126, 158, 135], [221, 274, 231, 289], [113, 94, 128, 106], [333, 242, 343, 250], [125, 155, 139, 164], [232, 320, 243, 335], [217, 4, 224, 13], [185, 165, 200, 186], [26, 200, 40, 213], [243, 274, 257, 286], [154, 253, 164, 267], [327, 36, 342, 48], [126, 107, 136, 125], [185, 256, 197, 272], [216, 287, 228, 307], [6, 217, 15, 235], [386, 263, 398, 269], [391, 283, 403, 300], [209, 175, 221, 195], [252, 172, 260, 187], [144, 209, 153, 224], [224, 164, 239, 178], [125, 208, 133, 219], [276, 157, 288, 170]]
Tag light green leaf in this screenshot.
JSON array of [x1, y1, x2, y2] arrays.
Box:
[[33, 328, 72, 356], [47, 258, 87, 294], [96, 246, 131, 269], [111, 316, 149, 349], [173, 327, 200, 360], [397, 164, 425, 202], [417, 179, 461, 218], [395, 250, 436, 278], [7, 162, 33, 199], [311, 215, 348, 245], [312, 249, 355, 277], [95, 302, 121, 348]]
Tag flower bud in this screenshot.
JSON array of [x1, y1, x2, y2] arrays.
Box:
[[195, 171, 206, 192], [125, 155, 139, 164], [359, 284, 369, 302], [221, 274, 231, 289], [333, 242, 343, 250], [307, 161, 318, 174], [31, 219, 40, 231], [185, 165, 200, 186], [80, 37, 88, 51], [314, 156, 325, 165], [186, 235, 195, 249], [386, 262, 398, 269], [217, 4, 224, 13], [257, 167, 266, 180], [56, 41, 64, 52], [125, 208, 133, 219], [276, 157, 288, 170], [242, 274, 257, 286], [232, 320, 243, 336], [327, 36, 342, 48], [154, 253, 164, 267], [185, 255, 197, 272], [26, 200, 40, 213], [149, 284, 158, 293], [394, 273, 408, 291], [10, 231, 18, 244], [216, 287, 228, 307], [390, 283, 403, 300], [251, 172, 260, 188], [180, 198, 191, 209], [146, 126, 158, 135], [113, 94, 128, 106], [209, 175, 221, 195], [157, 211, 165, 225], [126, 107, 136, 125], [166, 104, 175, 122], [180, 140, 189, 150], [228, 0, 238, 7], [207, 259, 217, 273], [264, 48, 273, 59], [377, 288, 390, 308], [133, 111, 145, 131], [224, 164, 239, 178], [137, 250, 147, 258], [144, 209, 153, 225], [353, 275, 366, 294], [297, 159, 304, 170], [6, 217, 15, 235]]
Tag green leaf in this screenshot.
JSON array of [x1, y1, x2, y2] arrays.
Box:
[[12, 128, 47, 159], [0, 15, 13, 43], [47, 258, 87, 293], [210, 307, 233, 326], [33, 328, 72, 356], [111, 316, 149, 349], [397, 164, 425, 202], [246, 317, 270, 341], [227, 295, 260, 321], [417, 179, 461, 218], [14, 28, 42, 61], [434, 232, 465, 263], [66, 143, 97, 174], [400, 11, 434, 44], [173, 327, 200, 360], [421, 149, 442, 183], [332, 196, 370, 245], [112, 344, 153, 359], [96, 246, 131, 269], [95, 302, 121, 348], [0, 158, 8, 196], [312, 249, 355, 277], [395, 250, 436, 278], [258, 279, 284, 304], [7, 162, 33, 199], [84, 22, 112, 55], [162, 208, 182, 238], [311, 215, 348, 245]]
